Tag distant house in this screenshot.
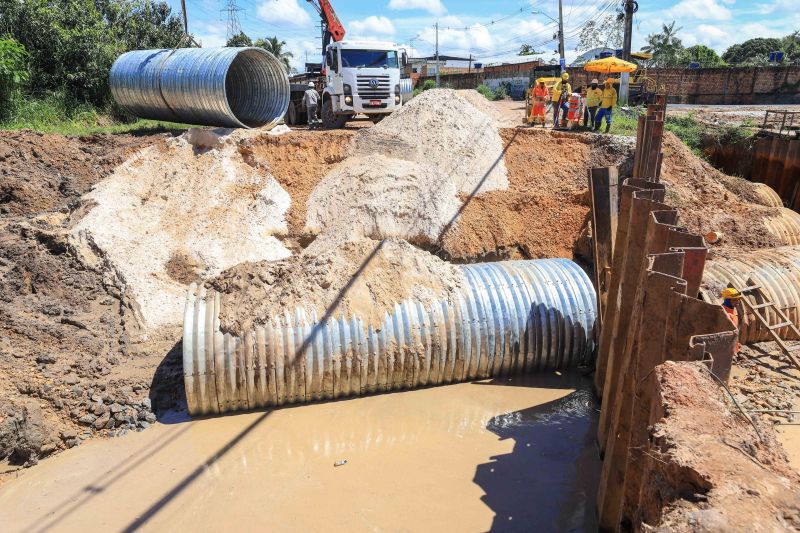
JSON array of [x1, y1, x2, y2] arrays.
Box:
[[407, 55, 480, 76]]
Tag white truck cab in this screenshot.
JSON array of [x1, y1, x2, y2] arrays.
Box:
[[321, 40, 407, 128]]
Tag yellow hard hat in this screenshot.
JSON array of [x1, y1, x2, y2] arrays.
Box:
[[561, 72, 569, 80], [721, 287, 743, 300]]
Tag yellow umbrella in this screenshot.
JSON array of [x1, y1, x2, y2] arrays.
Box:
[[583, 56, 638, 74]]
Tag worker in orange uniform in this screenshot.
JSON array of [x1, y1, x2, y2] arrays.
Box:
[[529, 80, 548, 127], [721, 287, 743, 352]]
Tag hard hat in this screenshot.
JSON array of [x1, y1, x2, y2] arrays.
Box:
[[721, 287, 743, 300], [605, 77, 614, 84], [561, 72, 569, 80], [308, 81, 315, 87], [591, 78, 598, 84]]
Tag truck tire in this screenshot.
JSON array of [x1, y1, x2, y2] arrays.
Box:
[[370, 115, 385, 124], [322, 99, 348, 129], [286, 102, 297, 126]]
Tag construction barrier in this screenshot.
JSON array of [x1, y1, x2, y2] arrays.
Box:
[[110, 47, 290, 129], [182, 259, 597, 416]]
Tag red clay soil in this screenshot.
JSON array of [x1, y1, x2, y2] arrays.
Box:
[[0, 130, 167, 216], [242, 130, 352, 235], [638, 362, 800, 531], [659, 132, 783, 255], [438, 128, 630, 261]]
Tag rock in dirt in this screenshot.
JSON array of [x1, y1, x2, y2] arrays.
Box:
[[0, 401, 48, 466], [209, 235, 467, 335]]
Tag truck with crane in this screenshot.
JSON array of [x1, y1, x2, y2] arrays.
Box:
[[285, 0, 409, 129]]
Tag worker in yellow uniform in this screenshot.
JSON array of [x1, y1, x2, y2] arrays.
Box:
[[593, 78, 617, 133], [721, 287, 743, 353], [583, 79, 603, 130], [552, 72, 571, 128]]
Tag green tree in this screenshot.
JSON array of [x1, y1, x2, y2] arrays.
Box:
[[722, 37, 782, 65], [641, 21, 684, 67], [680, 44, 725, 67], [226, 32, 252, 47], [254, 36, 294, 72], [576, 11, 624, 53], [518, 44, 543, 56], [0, 37, 29, 116], [0, 0, 184, 106]]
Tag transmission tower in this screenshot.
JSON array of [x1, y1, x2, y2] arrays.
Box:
[[222, 0, 244, 40]]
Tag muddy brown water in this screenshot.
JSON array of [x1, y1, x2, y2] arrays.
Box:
[[0, 373, 599, 532]]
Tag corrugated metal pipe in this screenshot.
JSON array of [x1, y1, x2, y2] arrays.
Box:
[[702, 245, 800, 343], [765, 208, 800, 246], [183, 259, 597, 416], [110, 47, 290, 129]]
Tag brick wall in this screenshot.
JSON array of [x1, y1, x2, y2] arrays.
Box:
[[416, 66, 800, 104]]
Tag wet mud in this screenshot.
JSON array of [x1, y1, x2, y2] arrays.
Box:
[[0, 372, 599, 532]]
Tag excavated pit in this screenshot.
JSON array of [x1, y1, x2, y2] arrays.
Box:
[[1, 91, 799, 529]]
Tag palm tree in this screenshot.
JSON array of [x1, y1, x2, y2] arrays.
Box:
[[255, 36, 294, 73], [641, 21, 684, 67]]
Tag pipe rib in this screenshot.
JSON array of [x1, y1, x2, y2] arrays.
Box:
[[110, 47, 289, 129], [702, 245, 800, 343], [183, 259, 597, 416]]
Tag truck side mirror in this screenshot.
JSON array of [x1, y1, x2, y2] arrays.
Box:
[[402, 52, 408, 67]]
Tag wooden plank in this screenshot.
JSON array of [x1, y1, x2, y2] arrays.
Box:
[[589, 167, 620, 333]]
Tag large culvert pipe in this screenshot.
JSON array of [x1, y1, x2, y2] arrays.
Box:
[[765, 208, 800, 246], [702, 245, 800, 343], [110, 47, 289, 129], [183, 259, 597, 416]]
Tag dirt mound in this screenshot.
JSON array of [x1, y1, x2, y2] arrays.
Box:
[[306, 155, 462, 244], [70, 135, 292, 329], [659, 132, 782, 255], [0, 130, 166, 216], [439, 129, 619, 261], [242, 130, 351, 235], [0, 217, 172, 471], [209, 235, 467, 335], [351, 89, 508, 193]]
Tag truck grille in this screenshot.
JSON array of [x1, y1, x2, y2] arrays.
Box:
[[356, 75, 391, 99]]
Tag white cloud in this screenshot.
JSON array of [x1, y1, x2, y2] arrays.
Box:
[[256, 0, 312, 28], [666, 0, 732, 20], [350, 16, 396, 36], [195, 21, 227, 48], [388, 0, 446, 16]]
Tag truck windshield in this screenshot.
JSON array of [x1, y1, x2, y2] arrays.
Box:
[[340, 49, 398, 68]]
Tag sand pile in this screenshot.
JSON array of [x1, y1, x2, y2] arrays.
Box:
[[70, 134, 292, 329], [306, 89, 508, 242], [209, 235, 467, 335]]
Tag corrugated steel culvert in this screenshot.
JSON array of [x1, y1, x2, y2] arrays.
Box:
[[183, 259, 597, 416], [702, 245, 800, 343], [110, 47, 290, 129]]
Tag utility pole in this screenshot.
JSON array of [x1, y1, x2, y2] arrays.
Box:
[[468, 53, 473, 73], [619, 0, 636, 105], [435, 22, 440, 87], [558, 0, 566, 73]]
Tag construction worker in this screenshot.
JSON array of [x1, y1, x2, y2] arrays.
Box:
[[303, 81, 319, 126], [530, 80, 548, 127], [721, 287, 743, 352], [552, 72, 571, 128], [593, 78, 617, 133], [583, 78, 603, 130]]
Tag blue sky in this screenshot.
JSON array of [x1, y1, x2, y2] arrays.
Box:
[[168, 0, 798, 69]]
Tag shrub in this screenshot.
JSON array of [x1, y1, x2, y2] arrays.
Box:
[[475, 84, 494, 100], [422, 79, 436, 91], [493, 84, 509, 100], [0, 37, 29, 118]]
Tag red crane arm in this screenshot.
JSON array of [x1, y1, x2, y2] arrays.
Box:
[[307, 0, 346, 42]]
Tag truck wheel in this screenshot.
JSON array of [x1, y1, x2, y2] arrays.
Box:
[[286, 102, 297, 126], [322, 99, 347, 129], [370, 115, 385, 124]]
